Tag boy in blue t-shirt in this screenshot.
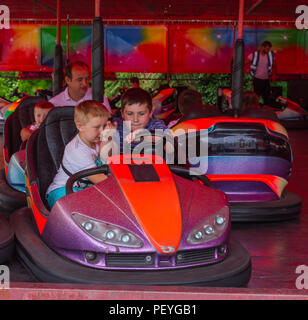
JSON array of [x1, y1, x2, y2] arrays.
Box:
[[102, 88, 170, 156]]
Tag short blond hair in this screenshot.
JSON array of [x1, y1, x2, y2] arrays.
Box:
[[74, 100, 110, 124]]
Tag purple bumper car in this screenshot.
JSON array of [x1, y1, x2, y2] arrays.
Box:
[[172, 112, 302, 222], [11, 107, 251, 286]]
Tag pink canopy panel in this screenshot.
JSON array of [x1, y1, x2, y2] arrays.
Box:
[[0, 23, 307, 74]]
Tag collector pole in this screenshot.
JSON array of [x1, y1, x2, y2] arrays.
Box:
[[91, 0, 105, 102], [231, 0, 245, 117], [53, 0, 64, 96]]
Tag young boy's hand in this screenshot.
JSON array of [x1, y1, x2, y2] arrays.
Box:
[[100, 121, 118, 161], [20, 127, 33, 142], [100, 121, 118, 143], [124, 128, 146, 144]]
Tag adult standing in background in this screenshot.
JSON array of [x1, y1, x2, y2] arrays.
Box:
[[247, 41, 276, 106], [49, 61, 111, 112]]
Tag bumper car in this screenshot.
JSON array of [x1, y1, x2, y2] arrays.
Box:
[[152, 85, 188, 121], [1, 87, 31, 120], [0, 96, 46, 213], [11, 106, 251, 286], [269, 96, 308, 130], [152, 86, 176, 118], [217, 87, 308, 129], [171, 106, 302, 222], [0, 212, 14, 263]]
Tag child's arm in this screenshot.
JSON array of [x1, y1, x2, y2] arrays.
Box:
[[20, 127, 33, 142], [87, 172, 108, 184]]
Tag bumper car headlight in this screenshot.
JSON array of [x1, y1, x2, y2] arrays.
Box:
[[72, 212, 143, 248], [187, 206, 229, 245]]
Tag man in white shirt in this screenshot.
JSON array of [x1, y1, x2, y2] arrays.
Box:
[[49, 61, 111, 112], [247, 41, 276, 106]]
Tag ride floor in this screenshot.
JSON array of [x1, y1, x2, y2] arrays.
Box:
[[1, 129, 308, 299]]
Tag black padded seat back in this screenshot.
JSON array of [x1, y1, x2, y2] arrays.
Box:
[[241, 108, 279, 122], [4, 96, 46, 158], [179, 104, 223, 123], [35, 106, 77, 201]]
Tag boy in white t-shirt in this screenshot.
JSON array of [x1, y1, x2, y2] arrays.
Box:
[[46, 100, 112, 208]]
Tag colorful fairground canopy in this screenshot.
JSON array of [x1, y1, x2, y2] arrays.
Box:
[[0, 1, 307, 74]]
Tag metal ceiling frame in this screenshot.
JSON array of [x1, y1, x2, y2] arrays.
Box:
[[3, 0, 301, 22]]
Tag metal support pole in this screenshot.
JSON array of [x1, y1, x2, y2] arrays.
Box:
[[246, 0, 264, 16], [167, 22, 170, 84], [231, 0, 245, 117], [95, 0, 101, 17], [53, 0, 64, 96], [56, 0, 61, 45], [66, 14, 70, 64], [238, 0, 245, 40], [91, 0, 104, 102]]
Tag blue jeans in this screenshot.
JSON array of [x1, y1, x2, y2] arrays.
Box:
[[47, 187, 83, 209]]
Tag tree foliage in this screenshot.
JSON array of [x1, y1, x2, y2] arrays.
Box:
[[0, 72, 51, 101], [2, 71, 288, 107]]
